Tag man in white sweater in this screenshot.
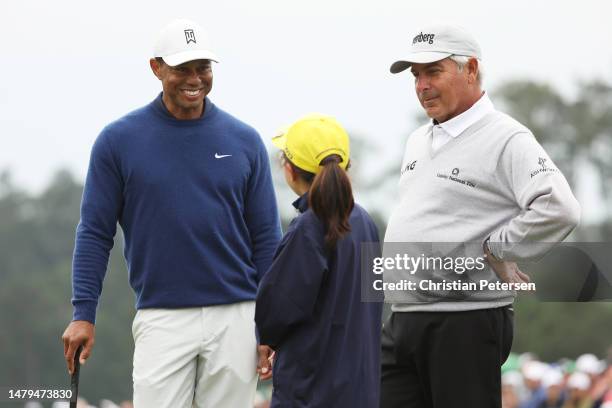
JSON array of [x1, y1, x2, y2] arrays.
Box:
[[381, 24, 581, 408]]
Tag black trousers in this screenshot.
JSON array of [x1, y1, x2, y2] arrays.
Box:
[[380, 307, 514, 408]]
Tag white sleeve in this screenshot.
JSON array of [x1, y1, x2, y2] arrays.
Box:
[[488, 132, 581, 261]]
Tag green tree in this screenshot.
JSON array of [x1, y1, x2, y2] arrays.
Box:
[[0, 170, 134, 406]]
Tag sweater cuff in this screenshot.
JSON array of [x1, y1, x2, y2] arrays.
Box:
[[72, 300, 98, 324], [483, 236, 501, 261]]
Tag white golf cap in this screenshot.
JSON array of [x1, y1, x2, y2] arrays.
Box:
[[523, 361, 547, 382], [541, 368, 564, 388], [567, 372, 591, 390], [390, 24, 481, 74], [502, 371, 524, 388], [575, 353, 604, 375], [154, 18, 219, 66]]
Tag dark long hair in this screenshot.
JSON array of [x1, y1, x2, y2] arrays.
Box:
[[285, 153, 354, 250]]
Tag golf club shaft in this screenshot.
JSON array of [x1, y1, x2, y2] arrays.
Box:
[[69, 346, 83, 408]]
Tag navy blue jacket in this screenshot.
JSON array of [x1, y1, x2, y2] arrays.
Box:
[[255, 194, 382, 408]]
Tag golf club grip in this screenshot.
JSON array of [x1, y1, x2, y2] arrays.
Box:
[[70, 345, 83, 408]]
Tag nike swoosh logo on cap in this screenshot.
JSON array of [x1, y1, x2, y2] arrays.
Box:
[[215, 153, 232, 159]]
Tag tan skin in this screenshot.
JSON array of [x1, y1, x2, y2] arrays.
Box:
[[150, 58, 213, 119], [284, 162, 311, 196], [410, 57, 481, 123], [411, 57, 531, 284], [62, 57, 275, 380]]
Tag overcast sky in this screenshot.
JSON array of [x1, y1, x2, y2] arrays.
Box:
[[1, 0, 611, 217]]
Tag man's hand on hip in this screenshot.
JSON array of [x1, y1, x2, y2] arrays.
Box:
[[484, 243, 531, 284], [61, 320, 95, 375]]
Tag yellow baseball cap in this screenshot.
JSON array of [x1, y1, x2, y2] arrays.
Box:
[[271, 114, 350, 174]]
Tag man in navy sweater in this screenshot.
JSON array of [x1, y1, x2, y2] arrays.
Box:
[[61, 19, 281, 407]]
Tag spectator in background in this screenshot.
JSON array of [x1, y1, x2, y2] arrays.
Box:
[[503, 371, 524, 408], [574, 353, 611, 406], [562, 372, 592, 408], [522, 361, 549, 405], [593, 365, 612, 407], [522, 368, 566, 408], [541, 369, 566, 408]]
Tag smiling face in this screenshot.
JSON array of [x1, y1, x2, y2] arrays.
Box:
[[150, 58, 213, 120], [410, 57, 480, 123]]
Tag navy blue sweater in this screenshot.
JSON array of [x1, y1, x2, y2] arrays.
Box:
[[72, 94, 281, 323], [255, 194, 382, 408]]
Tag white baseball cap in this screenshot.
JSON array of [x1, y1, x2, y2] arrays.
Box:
[[523, 361, 547, 382], [541, 368, 564, 388], [390, 24, 482, 74], [154, 18, 219, 66], [502, 371, 524, 388], [575, 353, 604, 375], [567, 372, 591, 390]]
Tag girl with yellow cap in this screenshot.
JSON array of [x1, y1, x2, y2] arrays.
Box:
[[255, 114, 382, 407]]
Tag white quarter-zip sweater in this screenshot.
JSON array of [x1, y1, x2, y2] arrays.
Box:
[[384, 95, 581, 312]]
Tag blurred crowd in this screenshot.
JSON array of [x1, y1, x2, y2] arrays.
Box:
[[22, 389, 273, 408], [502, 352, 612, 408], [20, 351, 612, 408], [23, 400, 133, 408]]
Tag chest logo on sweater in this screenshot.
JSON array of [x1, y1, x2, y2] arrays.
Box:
[[436, 167, 477, 188], [401, 160, 417, 175], [530, 157, 558, 178]]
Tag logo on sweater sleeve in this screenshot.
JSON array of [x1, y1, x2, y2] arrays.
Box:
[[401, 160, 418, 175], [530, 157, 558, 178]]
